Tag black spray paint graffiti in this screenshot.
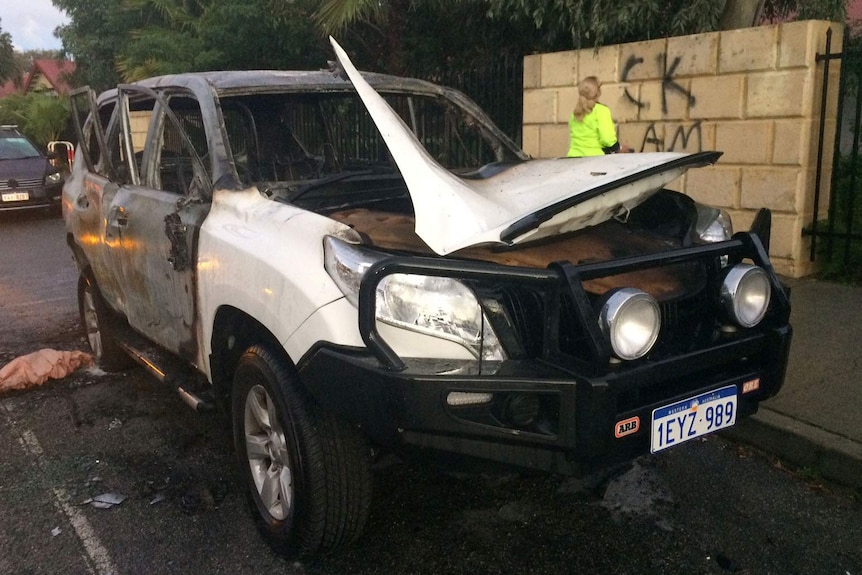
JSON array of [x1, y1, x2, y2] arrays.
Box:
[[640, 121, 702, 153], [620, 52, 701, 152], [622, 53, 696, 115]]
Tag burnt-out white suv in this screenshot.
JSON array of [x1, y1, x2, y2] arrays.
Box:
[[63, 39, 791, 556]]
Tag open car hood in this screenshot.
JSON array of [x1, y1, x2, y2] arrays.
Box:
[[330, 38, 721, 256]]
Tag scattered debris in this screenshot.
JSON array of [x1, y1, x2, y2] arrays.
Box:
[[0, 349, 94, 393], [107, 418, 123, 430], [176, 478, 230, 514], [716, 553, 740, 572], [735, 445, 752, 459], [179, 485, 215, 514], [149, 493, 166, 506], [51, 527, 61, 537], [83, 492, 126, 509]]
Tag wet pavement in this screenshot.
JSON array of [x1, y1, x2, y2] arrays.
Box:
[[726, 277, 862, 489], [1, 212, 861, 575]]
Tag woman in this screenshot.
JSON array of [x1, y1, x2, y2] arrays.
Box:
[[567, 76, 620, 157]]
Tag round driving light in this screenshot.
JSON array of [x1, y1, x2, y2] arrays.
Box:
[[721, 264, 771, 328], [502, 393, 541, 427], [598, 288, 661, 360]]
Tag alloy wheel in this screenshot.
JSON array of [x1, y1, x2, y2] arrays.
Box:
[[81, 287, 103, 359], [244, 384, 293, 520]]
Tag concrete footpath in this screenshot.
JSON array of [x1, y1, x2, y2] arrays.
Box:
[[724, 277, 862, 489]]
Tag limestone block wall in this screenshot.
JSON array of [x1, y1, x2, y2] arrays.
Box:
[[522, 20, 844, 278]]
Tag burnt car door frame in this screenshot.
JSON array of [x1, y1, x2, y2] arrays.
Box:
[[106, 83, 213, 364], [68, 87, 131, 308], [69, 86, 118, 180]]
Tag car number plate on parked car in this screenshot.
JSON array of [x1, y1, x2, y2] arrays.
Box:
[[2, 192, 29, 202], [650, 385, 737, 453]]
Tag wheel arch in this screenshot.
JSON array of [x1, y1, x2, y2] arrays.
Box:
[[66, 233, 91, 274], [209, 305, 297, 408]]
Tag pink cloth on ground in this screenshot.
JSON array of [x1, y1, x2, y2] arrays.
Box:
[[0, 349, 94, 392]]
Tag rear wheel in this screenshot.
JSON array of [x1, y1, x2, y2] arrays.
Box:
[[77, 273, 132, 371], [232, 345, 372, 557]]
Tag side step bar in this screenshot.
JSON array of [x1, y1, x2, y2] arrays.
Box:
[[117, 341, 216, 413]]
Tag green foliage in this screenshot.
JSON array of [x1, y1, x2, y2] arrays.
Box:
[[813, 153, 862, 284], [485, 0, 736, 49], [0, 93, 71, 147], [481, 0, 849, 51], [761, 0, 846, 22], [171, 0, 328, 71], [54, 0, 138, 91], [55, 0, 329, 86], [52, 0, 855, 89], [400, 1, 555, 73], [313, 0, 565, 75], [315, 0, 384, 33], [0, 93, 27, 125], [23, 94, 71, 145], [311, 0, 849, 74], [0, 18, 21, 84]]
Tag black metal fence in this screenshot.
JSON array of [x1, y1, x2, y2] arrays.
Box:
[[420, 56, 524, 147], [809, 28, 862, 281]]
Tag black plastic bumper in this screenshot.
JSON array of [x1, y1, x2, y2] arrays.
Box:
[[298, 324, 792, 475]]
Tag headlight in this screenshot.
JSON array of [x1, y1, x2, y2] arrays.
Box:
[[598, 288, 661, 360], [695, 203, 733, 243], [376, 273, 504, 360], [720, 264, 771, 328], [323, 234, 380, 308], [324, 235, 505, 360], [46, 171, 63, 184]]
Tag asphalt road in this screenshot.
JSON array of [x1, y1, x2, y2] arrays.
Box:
[[1, 212, 861, 575]]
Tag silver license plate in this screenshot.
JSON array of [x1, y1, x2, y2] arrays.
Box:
[[650, 385, 737, 453]]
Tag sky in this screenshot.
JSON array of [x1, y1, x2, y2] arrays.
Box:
[[0, 0, 69, 52]]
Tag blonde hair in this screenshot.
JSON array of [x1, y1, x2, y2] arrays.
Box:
[[573, 76, 601, 121]]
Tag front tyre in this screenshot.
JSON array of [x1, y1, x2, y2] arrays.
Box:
[[77, 273, 132, 371], [232, 345, 371, 557]]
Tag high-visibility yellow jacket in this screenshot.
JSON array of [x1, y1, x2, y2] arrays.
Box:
[[567, 103, 617, 157]]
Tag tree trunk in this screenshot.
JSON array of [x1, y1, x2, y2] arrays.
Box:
[[719, 0, 767, 30], [384, 0, 409, 74]]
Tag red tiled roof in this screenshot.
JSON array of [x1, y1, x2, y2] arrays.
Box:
[[20, 59, 77, 95]]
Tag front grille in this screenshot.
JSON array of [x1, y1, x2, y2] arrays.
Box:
[[497, 286, 545, 357], [652, 288, 717, 358], [0, 177, 42, 190], [496, 281, 719, 365], [557, 294, 593, 361], [496, 286, 593, 362]]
